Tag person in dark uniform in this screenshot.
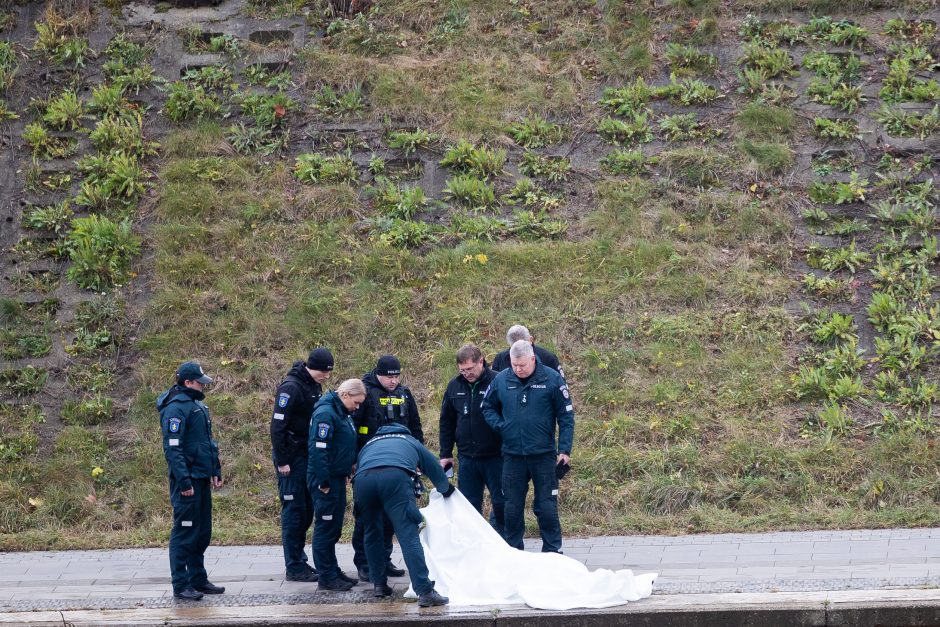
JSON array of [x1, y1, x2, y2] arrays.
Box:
[[491, 324, 563, 377], [271, 348, 334, 583], [307, 379, 366, 592], [482, 341, 575, 554], [351, 355, 421, 582], [354, 423, 455, 606], [157, 361, 225, 601], [438, 343, 504, 537]]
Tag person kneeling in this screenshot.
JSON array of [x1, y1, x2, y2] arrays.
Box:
[[353, 424, 455, 606]]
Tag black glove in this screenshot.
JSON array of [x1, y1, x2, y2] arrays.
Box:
[[555, 461, 570, 480], [442, 483, 455, 498]]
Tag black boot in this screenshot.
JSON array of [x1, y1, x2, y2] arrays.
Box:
[[374, 583, 394, 598], [417, 589, 448, 607], [174, 587, 204, 600], [385, 561, 406, 577], [193, 582, 225, 594]]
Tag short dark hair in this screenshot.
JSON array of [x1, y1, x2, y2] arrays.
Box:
[[456, 344, 483, 364]]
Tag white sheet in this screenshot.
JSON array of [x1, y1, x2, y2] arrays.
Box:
[[406, 490, 657, 610]]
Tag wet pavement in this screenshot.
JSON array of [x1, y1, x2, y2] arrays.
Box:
[[1, 527, 939, 624]]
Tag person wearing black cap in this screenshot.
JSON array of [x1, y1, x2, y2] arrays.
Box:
[[270, 348, 334, 583], [157, 360, 224, 601], [351, 354, 423, 582]]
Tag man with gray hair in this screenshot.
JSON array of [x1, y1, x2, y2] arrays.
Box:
[[482, 340, 574, 553], [491, 324, 562, 377]]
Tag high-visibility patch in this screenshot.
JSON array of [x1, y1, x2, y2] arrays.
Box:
[[283, 494, 294, 501], [315, 442, 327, 448], [565, 404, 573, 411], [168, 417, 181, 433], [358, 426, 369, 434], [317, 422, 331, 439], [273, 413, 285, 420], [322, 515, 333, 520], [378, 397, 405, 406], [181, 520, 193, 527], [169, 438, 180, 446], [277, 393, 290, 408]]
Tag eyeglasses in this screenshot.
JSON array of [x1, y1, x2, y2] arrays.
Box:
[[457, 363, 481, 374]]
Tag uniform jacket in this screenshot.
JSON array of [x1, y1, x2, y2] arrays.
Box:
[[158, 385, 222, 491], [307, 391, 358, 489], [354, 371, 424, 450], [481, 359, 575, 456], [492, 344, 561, 374], [438, 365, 500, 459], [355, 424, 450, 494], [270, 361, 323, 466]]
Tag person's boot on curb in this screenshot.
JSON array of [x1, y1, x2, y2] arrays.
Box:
[[337, 571, 359, 585], [374, 582, 394, 598], [318, 577, 355, 592], [194, 582, 225, 594], [417, 588, 448, 607], [174, 587, 204, 601]]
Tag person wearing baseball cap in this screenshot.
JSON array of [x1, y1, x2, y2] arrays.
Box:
[[156, 360, 223, 600], [350, 354, 424, 582], [270, 348, 337, 584]]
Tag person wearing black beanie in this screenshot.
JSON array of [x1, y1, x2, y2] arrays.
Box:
[[270, 348, 336, 583], [350, 354, 423, 582]]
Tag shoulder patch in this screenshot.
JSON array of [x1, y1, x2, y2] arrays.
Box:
[[168, 417, 181, 433], [561, 385, 570, 400], [317, 422, 331, 439], [277, 393, 290, 408]]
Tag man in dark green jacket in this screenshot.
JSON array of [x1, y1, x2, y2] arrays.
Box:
[[158, 361, 224, 601], [354, 423, 455, 606], [306, 379, 366, 592], [482, 341, 574, 554]]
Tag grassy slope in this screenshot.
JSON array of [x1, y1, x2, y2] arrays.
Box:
[[1, 0, 938, 549]]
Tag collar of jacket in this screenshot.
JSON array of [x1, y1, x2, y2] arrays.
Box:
[[458, 364, 494, 387], [325, 390, 352, 417], [285, 360, 317, 387], [363, 371, 403, 396], [504, 357, 548, 387]]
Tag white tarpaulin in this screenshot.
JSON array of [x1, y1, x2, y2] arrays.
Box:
[[407, 490, 657, 610]]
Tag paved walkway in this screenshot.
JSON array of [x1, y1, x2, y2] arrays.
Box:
[[1, 528, 939, 624]]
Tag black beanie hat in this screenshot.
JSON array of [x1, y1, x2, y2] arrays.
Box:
[[307, 348, 334, 371], [375, 355, 402, 376]]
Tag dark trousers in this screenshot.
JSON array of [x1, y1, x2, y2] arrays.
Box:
[[458, 454, 505, 537], [276, 455, 314, 574], [310, 476, 347, 582], [502, 452, 562, 553], [168, 476, 212, 593], [353, 468, 433, 595], [351, 506, 393, 573]]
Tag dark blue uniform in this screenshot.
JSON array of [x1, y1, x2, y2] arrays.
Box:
[[438, 365, 504, 535], [353, 424, 452, 594], [351, 371, 424, 575], [158, 385, 221, 595], [271, 362, 323, 577], [306, 392, 358, 584], [482, 359, 574, 553]]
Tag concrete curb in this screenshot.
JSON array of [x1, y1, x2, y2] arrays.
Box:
[[1, 589, 939, 626]]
